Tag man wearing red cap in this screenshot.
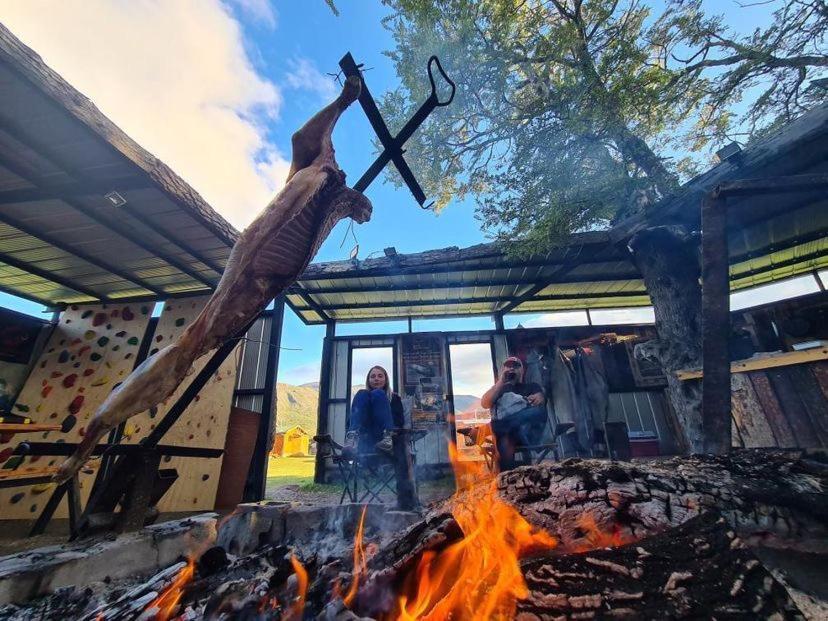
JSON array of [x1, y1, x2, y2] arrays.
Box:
[[480, 356, 546, 471]]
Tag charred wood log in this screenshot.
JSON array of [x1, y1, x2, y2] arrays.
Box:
[[342, 450, 824, 619], [516, 512, 804, 620]]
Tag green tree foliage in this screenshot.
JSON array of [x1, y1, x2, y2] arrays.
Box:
[[379, 0, 827, 252]]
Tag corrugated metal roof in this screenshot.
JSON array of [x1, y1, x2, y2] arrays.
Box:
[[290, 105, 828, 325], [0, 24, 239, 306]]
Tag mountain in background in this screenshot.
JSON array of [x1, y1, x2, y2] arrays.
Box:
[[275, 383, 483, 434], [275, 382, 318, 434]]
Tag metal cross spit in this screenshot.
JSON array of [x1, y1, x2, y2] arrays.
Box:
[[339, 52, 455, 209]]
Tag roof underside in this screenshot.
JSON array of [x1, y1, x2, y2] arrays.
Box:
[[289, 103, 828, 325], [0, 24, 238, 307]]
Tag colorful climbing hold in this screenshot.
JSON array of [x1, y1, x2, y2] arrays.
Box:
[[116, 330, 127, 338], [91, 376, 109, 387], [122, 307, 135, 321], [41, 385, 52, 398], [90, 352, 102, 362], [62, 374, 78, 388], [0, 447, 13, 463], [14, 403, 29, 412], [127, 336, 139, 346], [50, 371, 63, 379], [78, 345, 91, 356], [84, 330, 96, 341], [141, 306, 150, 315], [83, 368, 94, 377], [201, 474, 210, 481], [61, 415, 77, 433], [175, 317, 186, 327], [68, 395, 84, 415], [81, 310, 93, 319], [149, 406, 158, 419], [58, 350, 70, 364], [9, 492, 24, 504], [155, 335, 163, 343], [112, 345, 120, 351], [97, 336, 110, 347], [111, 309, 120, 318], [92, 312, 108, 327]]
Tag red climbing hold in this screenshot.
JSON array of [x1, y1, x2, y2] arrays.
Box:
[[62, 374, 78, 388], [68, 395, 84, 415], [122, 307, 135, 321], [83, 368, 94, 377], [41, 385, 52, 398], [50, 371, 63, 379], [92, 312, 108, 327]]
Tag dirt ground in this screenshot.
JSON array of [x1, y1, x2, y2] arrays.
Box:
[[264, 454, 455, 507]]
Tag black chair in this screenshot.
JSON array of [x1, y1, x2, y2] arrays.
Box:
[[314, 434, 399, 505]]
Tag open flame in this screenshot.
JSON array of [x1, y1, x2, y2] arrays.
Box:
[[343, 505, 368, 607], [392, 444, 557, 620], [147, 558, 195, 621], [284, 554, 308, 620]]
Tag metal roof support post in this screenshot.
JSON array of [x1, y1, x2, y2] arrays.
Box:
[[701, 191, 731, 454], [244, 297, 285, 502], [407, 316, 413, 333], [586, 309, 593, 326], [493, 312, 504, 332], [314, 321, 336, 483]]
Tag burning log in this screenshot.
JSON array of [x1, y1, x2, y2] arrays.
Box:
[[343, 449, 824, 619]]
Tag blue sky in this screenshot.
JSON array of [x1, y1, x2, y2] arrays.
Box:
[[0, 0, 811, 387]]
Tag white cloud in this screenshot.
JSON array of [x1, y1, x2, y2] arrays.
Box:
[[3, 0, 290, 230], [229, 0, 277, 29], [279, 362, 321, 386], [448, 343, 495, 397], [285, 57, 337, 100]]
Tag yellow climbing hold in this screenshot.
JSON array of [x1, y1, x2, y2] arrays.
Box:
[[91, 376, 109, 386], [31, 483, 54, 494]]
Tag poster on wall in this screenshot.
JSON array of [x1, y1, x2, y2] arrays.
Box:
[[401, 334, 446, 429]]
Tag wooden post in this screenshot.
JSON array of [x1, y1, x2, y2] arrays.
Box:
[[314, 321, 336, 483], [244, 298, 285, 502], [701, 191, 731, 454]]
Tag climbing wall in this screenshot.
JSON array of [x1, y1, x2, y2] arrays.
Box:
[[124, 296, 238, 512], [0, 303, 153, 519]]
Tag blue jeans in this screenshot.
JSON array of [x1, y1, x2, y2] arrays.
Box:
[[491, 405, 547, 471], [349, 389, 394, 453]]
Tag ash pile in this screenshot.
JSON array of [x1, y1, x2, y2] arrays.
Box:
[[1, 449, 826, 620]]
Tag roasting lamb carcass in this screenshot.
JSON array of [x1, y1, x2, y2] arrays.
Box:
[[55, 76, 370, 482]]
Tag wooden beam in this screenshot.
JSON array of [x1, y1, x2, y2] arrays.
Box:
[[0, 114, 226, 276], [314, 322, 336, 484], [701, 192, 731, 454], [0, 209, 166, 296], [243, 299, 285, 501], [0, 177, 151, 204], [716, 173, 828, 198], [676, 347, 828, 380], [0, 250, 106, 301], [61, 197, 218, 289]]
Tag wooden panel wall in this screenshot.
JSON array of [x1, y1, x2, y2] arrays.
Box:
[[0, 303, 153, 519], [730, 361, 828, 449], [124, 297, 238, 512]]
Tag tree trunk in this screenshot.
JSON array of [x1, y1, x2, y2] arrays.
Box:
[[628, 225, 704, 452]]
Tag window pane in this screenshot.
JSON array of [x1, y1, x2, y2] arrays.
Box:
[[730, 275, 820, 311], [589, 307, 655, 325], [504, 310, 589, 329], [350, 347, 394, 393], [449, 342, 495, 461]]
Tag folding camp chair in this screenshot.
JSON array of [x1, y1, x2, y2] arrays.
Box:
[[314, 435, 399, 504]]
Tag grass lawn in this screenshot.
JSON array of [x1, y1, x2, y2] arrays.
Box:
[[266, 455, 316, 487]]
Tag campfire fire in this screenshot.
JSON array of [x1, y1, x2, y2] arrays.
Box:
[[144, 558, 195, 621], [391, 444, 557, 620]]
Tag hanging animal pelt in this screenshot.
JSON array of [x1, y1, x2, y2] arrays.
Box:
[[56, 76, 370, 482]]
